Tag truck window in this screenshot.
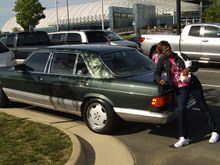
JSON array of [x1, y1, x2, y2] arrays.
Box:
[[204, 26, 220, 38], [188, 26, 200, 37], [66, 33, 82, 43], [17, 32, 50, 46], [50, 33, 65, 44], [85, 31, 108, 43], [5, 35, 15, 47]]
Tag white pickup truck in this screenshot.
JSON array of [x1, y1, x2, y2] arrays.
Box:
[[139, 23, 220, 63]]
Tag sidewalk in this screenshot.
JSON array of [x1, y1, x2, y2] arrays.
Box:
[[0, 106, 134, 165]]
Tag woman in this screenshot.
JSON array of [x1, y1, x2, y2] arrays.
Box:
[[154, 41, 219, 148]]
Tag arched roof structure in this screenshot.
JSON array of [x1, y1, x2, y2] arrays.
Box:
[[2, 0, 199, 32]]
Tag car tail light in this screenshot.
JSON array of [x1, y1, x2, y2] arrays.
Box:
[[150, 95, 173, 108], [139, 37, 145, 43]]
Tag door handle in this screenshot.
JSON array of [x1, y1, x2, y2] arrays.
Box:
[[201, 39, 208, 42]]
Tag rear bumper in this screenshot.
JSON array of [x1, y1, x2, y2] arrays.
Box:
[[114, 96, 195, 124], [114, 107, 178, 124]]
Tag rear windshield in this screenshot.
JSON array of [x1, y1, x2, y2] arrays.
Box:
[[100, 49, 155, 77], [85, 31, 108, 43], [0, 41, 9, 53]]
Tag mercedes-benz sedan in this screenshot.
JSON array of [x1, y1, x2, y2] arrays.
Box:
[[0, 45, 194, 134]]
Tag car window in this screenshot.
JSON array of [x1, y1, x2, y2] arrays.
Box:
[[50, 33, 65, 44], [50, 52, 76, 75], [25, 52, 50, 72], [5, 35, 15, 47], [0, 41, 9, 53], [204, 26, 220, 38], [188, 26, 200, 37], [75, 55, 90, 76], [104, 31, 123, 41], [17, 32, 50, 46], [100, 50, 154, 76], [66, 33, 82, 43], [85, 31, 108, 43]]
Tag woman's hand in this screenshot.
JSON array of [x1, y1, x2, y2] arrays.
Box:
[[182, 68, 190, 76], [159, 79, 167, 85]]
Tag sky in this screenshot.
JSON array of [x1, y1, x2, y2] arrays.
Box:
[[0, 0, 97, 29]]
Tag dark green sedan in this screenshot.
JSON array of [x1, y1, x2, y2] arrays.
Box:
[[0, 45, 194, 134]]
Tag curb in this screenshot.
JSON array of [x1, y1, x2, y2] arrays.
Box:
[[63, 131, 86, 165]]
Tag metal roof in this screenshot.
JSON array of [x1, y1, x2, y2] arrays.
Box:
[[1, 0, 199, 32]]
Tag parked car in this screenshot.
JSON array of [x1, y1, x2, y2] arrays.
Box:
[[0, 31, 51, 63], [0, 41, 15, 67], [139, 23, 220, 63], [48, 30, 140, 50], [0, 45, 194, 134]]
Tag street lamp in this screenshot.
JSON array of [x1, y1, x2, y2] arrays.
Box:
[[66, 0, 70, 30], [55, 0, 59, 31], [101, 0, 104, 30]]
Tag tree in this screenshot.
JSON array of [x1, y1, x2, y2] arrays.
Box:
[[203, 0, 220, 22], [13, 0, 45, 31]]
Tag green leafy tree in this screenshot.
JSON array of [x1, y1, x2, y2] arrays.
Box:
[[203, 0, 220, 22], [13, 0, 45, 31]]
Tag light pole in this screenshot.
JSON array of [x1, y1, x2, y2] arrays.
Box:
[[101, 0, 104, 30], [66, 0, 70, 30], [176, 0, 181, 35], [55, 0, 59, 31]]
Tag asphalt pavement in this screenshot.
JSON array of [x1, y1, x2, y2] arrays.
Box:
[[0, 105, 134, 165]]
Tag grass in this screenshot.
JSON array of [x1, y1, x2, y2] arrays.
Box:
[[0, 112, 72, 165]]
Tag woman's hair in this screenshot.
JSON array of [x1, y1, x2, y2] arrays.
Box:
[[158, 40, 171, 49], [155, 42, 163, 54], [155, 41, 171, 54]]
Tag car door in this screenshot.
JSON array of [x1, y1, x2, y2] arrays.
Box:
[[3, 51, 51, 105], [44, 51, 92, 115], [200, 25, 220, 63], [180, 25, 202, 60]]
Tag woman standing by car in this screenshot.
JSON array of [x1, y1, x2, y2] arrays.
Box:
[[154, 41, 219, 148]]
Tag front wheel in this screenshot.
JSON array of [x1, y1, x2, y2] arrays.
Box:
[[83, 99, 116, 134]]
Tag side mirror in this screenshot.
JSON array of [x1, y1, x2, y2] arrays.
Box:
[[15, 64, 33, 71], [15, 64, 26, 71]]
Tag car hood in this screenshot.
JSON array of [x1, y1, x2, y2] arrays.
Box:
[[110, 40, 138, 47]]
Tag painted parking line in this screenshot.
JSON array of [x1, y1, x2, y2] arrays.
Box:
[[202, 84, 220, 88], [199, 69, 220, 73]]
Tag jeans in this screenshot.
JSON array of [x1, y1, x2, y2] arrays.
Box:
[[176, 75, 218, 138]]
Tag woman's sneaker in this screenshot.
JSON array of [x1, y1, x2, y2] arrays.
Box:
[[209, 132, 219, 143], [174, 137, 190, 148]]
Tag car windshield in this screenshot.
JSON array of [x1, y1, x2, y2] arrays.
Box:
[[100, 50, 155, 77], [104, 31, 123, 41]]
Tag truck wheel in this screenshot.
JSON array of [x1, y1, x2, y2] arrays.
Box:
[[83, 99, 116, 134], [0, 88, 9, 107]]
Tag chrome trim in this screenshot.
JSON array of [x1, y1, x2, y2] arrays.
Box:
[[114, 107, 178, 124], [3, 88, 82, 116], [114, 97, 195, 124]]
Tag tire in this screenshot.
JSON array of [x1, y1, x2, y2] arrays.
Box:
[[83, 98, 116, 134], [0, 88, 9, 107]]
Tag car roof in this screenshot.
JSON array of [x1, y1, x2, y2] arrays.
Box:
[[188, 23, 220, 26], [45, 44, 134, 54], [48, 30, 111, 34]]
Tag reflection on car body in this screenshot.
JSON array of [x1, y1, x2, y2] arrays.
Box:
[[0, 44, 194, 134]]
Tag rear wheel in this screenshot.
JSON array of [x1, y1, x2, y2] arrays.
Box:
[[83, 99, 116, 134], [0, 88, 9, 107]]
